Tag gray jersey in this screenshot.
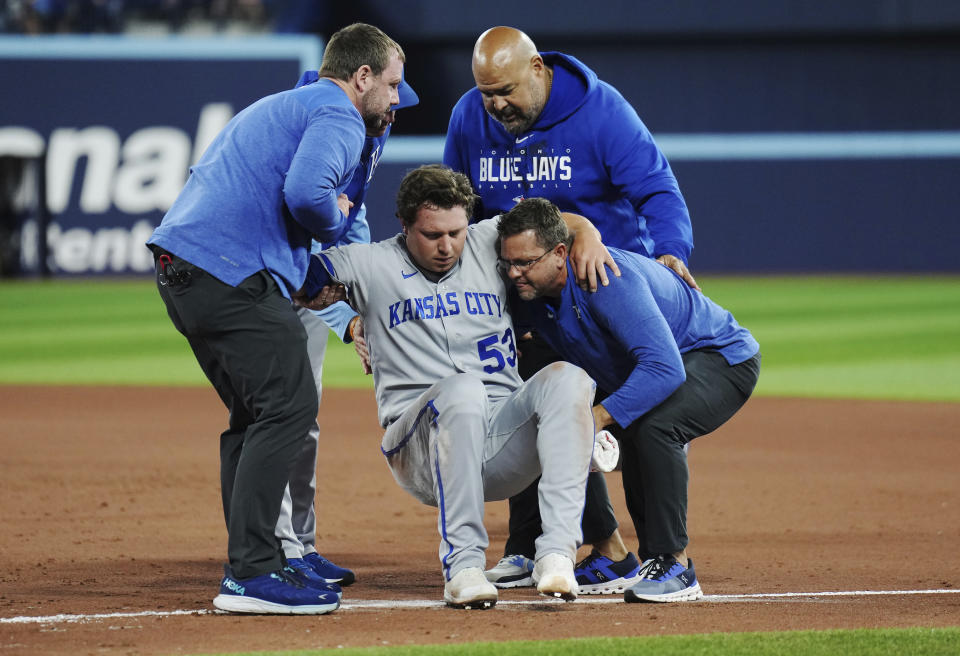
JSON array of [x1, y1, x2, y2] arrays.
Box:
[[320, 218, 520, 426], [322, 217, 596, 582]]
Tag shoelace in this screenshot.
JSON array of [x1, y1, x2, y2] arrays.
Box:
[[638, 555, 674, 581], [574, 552, 604, 570], [277, 566, 308, 588]]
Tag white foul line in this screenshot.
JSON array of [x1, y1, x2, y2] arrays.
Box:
[[2, 588, 957, 625]]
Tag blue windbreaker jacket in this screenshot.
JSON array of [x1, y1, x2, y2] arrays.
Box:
[[148, 78, 364, 297], [515, 247, 759, 428]]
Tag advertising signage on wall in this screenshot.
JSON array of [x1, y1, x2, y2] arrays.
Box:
[[0, 35, 322, 276]]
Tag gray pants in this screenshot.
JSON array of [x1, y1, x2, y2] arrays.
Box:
[[380, 362, 596, 581], [153, 251, 316, 579], [274, 307, 330, 559]]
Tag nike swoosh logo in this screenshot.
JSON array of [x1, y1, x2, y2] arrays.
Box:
[[401, 270, 419, 279], [515, 134, 533, 144]]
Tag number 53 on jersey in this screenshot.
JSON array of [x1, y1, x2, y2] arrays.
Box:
[[477, 328, 518, 373]]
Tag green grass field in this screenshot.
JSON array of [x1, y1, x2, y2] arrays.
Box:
[[239, 628, 960, 656], [1, 275, 958, 401], [1, 275, 958, 656]]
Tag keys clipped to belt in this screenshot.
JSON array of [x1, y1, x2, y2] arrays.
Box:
[[157, 254, 191, 287]]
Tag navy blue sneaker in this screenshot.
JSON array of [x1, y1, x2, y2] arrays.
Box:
[[484, 555, 534, 588], [624, 555, 703, 603], [574, 550, 642, 594], [286, 558, 342, 597], [213, 565, 340, 614], [303, 552, 355, 586]]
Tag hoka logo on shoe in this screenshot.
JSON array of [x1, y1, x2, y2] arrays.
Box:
[[223, 579, 246, 595]]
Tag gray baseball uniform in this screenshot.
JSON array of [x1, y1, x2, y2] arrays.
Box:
[[318, 217, 597, 580]]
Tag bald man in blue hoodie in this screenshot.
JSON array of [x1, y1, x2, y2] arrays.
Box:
[[444, 26, 699, 594]]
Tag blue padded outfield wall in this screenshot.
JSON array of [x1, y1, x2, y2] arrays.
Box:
[[0, 35, 323, 276], [2, 3, 959, 275]]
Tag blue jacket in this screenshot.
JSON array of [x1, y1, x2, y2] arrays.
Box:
[[444, 52, 693, 263], [515, 248, 759, 428], [296, 70, 419, 339], [148, 78, 364, 297]]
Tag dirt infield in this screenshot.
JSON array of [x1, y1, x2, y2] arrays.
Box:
[[1, 385, 958, 655]]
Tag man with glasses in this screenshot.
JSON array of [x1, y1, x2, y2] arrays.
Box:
[[444, 25, 699, 593], [297, 164, 617, 608], [497, 198, 761, 602]]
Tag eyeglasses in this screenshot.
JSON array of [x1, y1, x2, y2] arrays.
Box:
[[496, 248, 554, 273]]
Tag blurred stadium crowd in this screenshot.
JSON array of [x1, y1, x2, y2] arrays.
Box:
[[0, 0, 331, 34]]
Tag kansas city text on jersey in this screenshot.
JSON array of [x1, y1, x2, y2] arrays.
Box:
[[388, 290, 504, 329]]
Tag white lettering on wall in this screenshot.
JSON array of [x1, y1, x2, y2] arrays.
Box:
[[47, 126, 121, 213], [23, 219, 158, 274], [114, 127, 191, 213], [4, 103, 235, 274]]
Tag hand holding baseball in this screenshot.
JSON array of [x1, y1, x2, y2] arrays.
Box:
[[590, 430, 619, 472]]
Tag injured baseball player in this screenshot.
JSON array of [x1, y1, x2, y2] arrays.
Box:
[[295, 164, 617, 609]]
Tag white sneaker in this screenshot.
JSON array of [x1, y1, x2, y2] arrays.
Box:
[[443, 567, 498, 609], [484, 555, 534, 588], [533, 553, 578, 601]]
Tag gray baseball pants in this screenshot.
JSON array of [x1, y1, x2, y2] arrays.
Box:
[[380, 362, 596, 581]]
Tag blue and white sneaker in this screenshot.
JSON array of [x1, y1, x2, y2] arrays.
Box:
[[303, 552, 355, 586], [286, 558, 343, 597], [484, 555, 534, 588], [574, 550, 642, 594], [624, 555, 703, 603], [213, 565, 340, 614]]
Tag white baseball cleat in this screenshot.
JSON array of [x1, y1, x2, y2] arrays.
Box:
[[533, 553, 578, 601], [443, 567, 498, 609]]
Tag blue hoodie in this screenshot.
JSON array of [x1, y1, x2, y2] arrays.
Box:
[[515, 247, 758, 428], [444, 52, 693, 263], [148, 78, 365, 297]]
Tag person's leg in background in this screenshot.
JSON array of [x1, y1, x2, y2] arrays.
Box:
[[278, 307, 356, 586]]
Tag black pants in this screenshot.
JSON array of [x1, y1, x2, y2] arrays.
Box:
[[506, 333, 760, 560], [618, 350, 760, 558], [153, 250, 317, 579]]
